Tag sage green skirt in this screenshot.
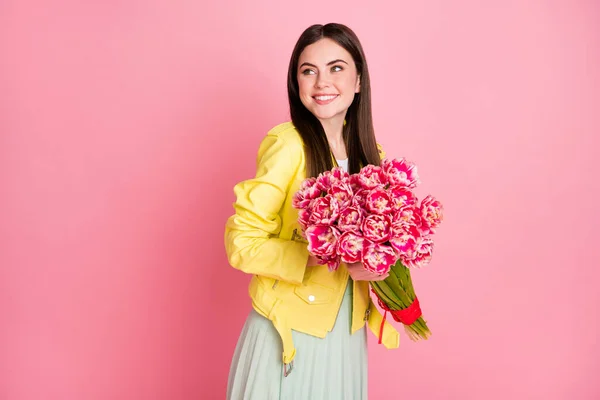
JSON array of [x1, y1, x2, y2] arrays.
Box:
[[226, 280, 368, 400]]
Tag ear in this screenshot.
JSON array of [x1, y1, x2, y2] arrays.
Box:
[[355, 75, 361, 93]]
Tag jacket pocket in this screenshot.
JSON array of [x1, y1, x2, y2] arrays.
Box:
[[294, 282, 334, 305]]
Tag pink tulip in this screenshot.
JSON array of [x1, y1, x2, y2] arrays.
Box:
[[362, 241, 397, 275], [315, 167, 349, 193], [381, 158, 420, 189], [356, 165, 388, 190], [319, 254, 342, 272], [336, 231, 365, 263], [419, 195, 444, 234], [402, 236, 434, 268], [388, 185, 417, 211], [392, 206, 422, 230], [329, 181, 354, 209], [337, 205, 364, 232], [293, 177, 321, 209], [306, 225, 339, 258], [352, 188, 368, 209], [362, 214, 392, 244], [331, 166, 350, 183], [298, 208, 311, 230], [308, 196, 340, 225], [365, 187, 393, 215], [390, 224, 420, 257]]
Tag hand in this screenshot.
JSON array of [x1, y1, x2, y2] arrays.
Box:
[[346, 262, 389, 281], [306, 254, 321, 267]]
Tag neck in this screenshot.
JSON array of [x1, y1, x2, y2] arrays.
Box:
[[319, 115, 346, 158]]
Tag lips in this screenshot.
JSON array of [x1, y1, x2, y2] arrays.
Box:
[[313, 94, 339, 105]]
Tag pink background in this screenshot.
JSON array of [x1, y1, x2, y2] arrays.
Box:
[[2, 1, 599, 399]]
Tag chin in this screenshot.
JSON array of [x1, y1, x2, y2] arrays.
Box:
[[309, 108, 346, 122], [313, 112, 337, 121]]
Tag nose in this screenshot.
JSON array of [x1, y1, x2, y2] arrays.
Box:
[[314, 72, 331, 89]]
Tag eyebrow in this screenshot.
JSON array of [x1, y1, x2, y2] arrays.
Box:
[[299, 59, 349, 69]]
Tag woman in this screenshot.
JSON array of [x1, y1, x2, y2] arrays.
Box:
[[224, 23, 400, 400]]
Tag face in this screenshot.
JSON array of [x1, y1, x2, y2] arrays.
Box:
[[297, 38, 360, 124]]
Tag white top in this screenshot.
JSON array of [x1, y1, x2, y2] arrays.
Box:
[[336, 159, 348, 172]]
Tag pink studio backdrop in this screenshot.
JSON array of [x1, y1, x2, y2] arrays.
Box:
[[1, 1, 599, 399]]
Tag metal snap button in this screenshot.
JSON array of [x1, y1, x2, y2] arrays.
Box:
[[308, 295, 315, 302]]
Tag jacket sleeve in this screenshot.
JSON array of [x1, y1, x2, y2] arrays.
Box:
[[224, 133, 309, 285]]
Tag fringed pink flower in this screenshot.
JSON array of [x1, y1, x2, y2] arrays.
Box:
[[352, 189, 368, 209], [292, 177, 321, 209], [419, 195, 443, 234], [336, 231, 365, 264], [392, 206, 422, 230], [330, 166, 350, 183], [337, 205, 364, 232], [390, 224, 420, 258], [362, 214, 392, 244], [298, 209, 311, 230], [402, 236, 434, 268], [306, 225, 339, 259], [365, 187, 393, 215], [382, 158, 420, 188], [308, 196, 340, 225], [329, 182, 354, 209], [362, 240, 396, 275], [356, 165, 388, 190], [388, 185, 417, 211]]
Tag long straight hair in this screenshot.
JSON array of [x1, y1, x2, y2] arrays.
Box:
[[287, 23, 381, 178]]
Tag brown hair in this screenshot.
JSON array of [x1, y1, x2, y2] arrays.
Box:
[[287, 23, 381, 177]]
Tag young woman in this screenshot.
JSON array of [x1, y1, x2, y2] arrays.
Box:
[[224, 23, 399, 400]]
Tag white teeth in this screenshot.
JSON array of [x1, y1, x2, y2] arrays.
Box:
[[315, 95, 337, 101]]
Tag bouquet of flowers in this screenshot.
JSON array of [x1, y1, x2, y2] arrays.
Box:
[[292, 158, 443, 341]]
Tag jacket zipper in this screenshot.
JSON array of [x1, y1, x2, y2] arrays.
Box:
[[364, 308, 371, 321]]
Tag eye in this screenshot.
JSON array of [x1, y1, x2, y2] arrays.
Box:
[[301, 69, 316, 75], [331, 65, 343, 72]]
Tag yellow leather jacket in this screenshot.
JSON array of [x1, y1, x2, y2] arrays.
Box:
[[224, 122, 399, 365]]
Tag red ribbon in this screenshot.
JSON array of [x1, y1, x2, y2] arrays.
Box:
[[378, 310, 388, 344], [376, 296, 422, 344]]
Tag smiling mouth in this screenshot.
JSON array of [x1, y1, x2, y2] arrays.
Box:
[[313, 94, 339, 105]]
